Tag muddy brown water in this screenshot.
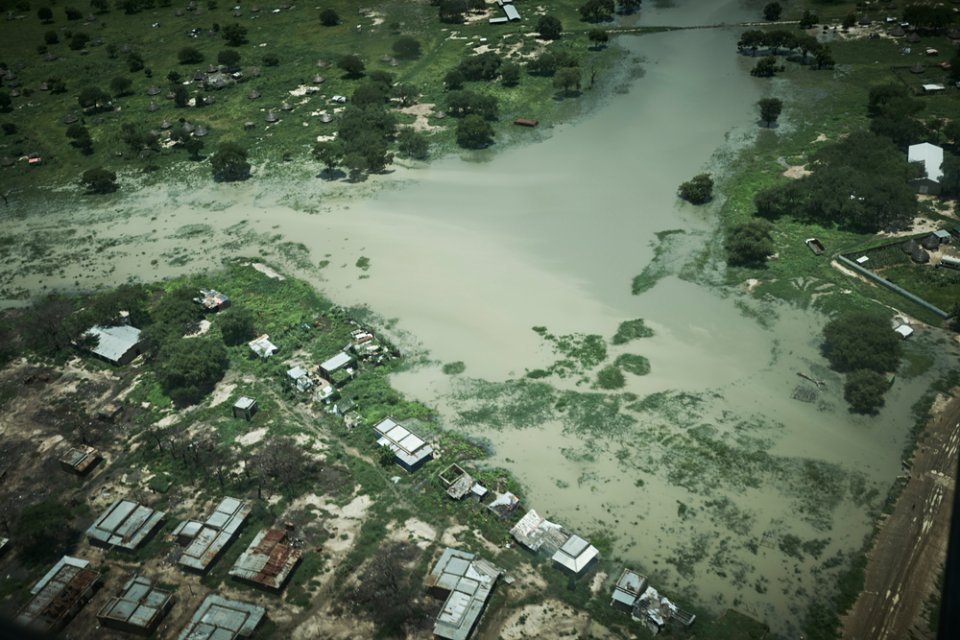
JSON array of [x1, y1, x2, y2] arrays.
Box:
[[2, 1, 953, 634]]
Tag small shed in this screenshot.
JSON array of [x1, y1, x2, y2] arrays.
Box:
[[287, 366, 314, 393], [933, 229, 952, 243], [176, 497, 251, 572], [611, 568, 647, 612], [320, 351, 355, 384], [503, 4, 520, 20], [922, 83, 946, 93], [229, 528, 303, 591], [427, 548, 502, 640], [551, 534, 600, 575], [84, 325, 144, 365], [248, 334, 278, 358], [374, 417, 434, 472], [894, 324, 915, 339], [233, 396, 257, 420], [59, 445, 102, 476], [97, 575, 173, 634]]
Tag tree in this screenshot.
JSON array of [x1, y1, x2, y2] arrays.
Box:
[[554, 66, 581, 95], [763, 2, 782, 21], [313, 139, 345, 174], [799, 9, 818, 29], [844, 369, 889, 414], [457, 52, 502, 81], [813, 45, 834, 70], [678, 173, 714, 204], [438, 0, 466, 24], [37, 7, 53, 22], [91, 0, 110, 14], [210, 142, 251, 182], [841, 13, 856, 30], [178, 47, 204, 65], [67, 123, 93, 154], [822, 312, 902, 374], [757, 97, 783, 127], [217, 49, 241, 68], [78, 86, 110, 110], [726, 220, 774, 267], [580, 0, 615, 23], [343, 152, 369, 181], [619, 0, 641, 15], [738, 30, 765, 56], [14, 500, 78, 564], [319, 7, 339, 26], [110, 76, 132, 96], [941, 151, 960, 198], [44, 30, 58, 44], [69, 32, 90, 50], [218, 307, 256, 346], [0, 92, 11, 112], [751, 56, 780, 78], [262, 53, 279, 67], [588, 29, 609, 49], [81, 167, 118, 193], [173, 85, 189, 107], [338, 54, 365, 78], [444, 69, 464, 90], [537, 15, 563, 40], [397, 129, 429, 160], [393, 83, 418, 107], [127, 52, 145, 72], [500, 62, 521, 87], [392, 36, 421, 60], [180, 136, 204, 160], [222, 23, 247, 46], [456, 114, 493, 149], [155, 336, 228, 406]]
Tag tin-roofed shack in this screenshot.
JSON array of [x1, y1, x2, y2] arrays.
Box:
[[194, 288, 231, 312], [426, 548, 502, 640], [510, 509, 600, 575], [59, 445, 101, 475], [233, 396, 257, 420], [177, 594, 265, 640], [175, 497, 251, 572], [248, 334, 278, 358], [319, 351, 355, 385], [86, 499, 166, 550], [84, 325, 144, 365], [374, 417, 435, 472], [16, 556, 101, 633], [229, 527, 303, 591], [97, 574, 174, 634], [485, 491, 519, 518], [610, 568, 695, 633], [439, 463, 487, 500]]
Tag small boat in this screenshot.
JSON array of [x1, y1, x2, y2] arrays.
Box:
[[805, 238, 825, 255], [513, 117, 539, 127]]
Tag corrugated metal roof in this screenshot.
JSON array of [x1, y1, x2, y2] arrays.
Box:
[[320, 351, 353, 372], [504, 4, 520, 20], [552, 537, 599, 574], [374, 417, 434, 470], [179, 498, 251, 572], [234, 396, 256, 410], [429, 548, 501, 640], [85, 325, 142, 363], [177, 595, 265, 640], [87, 499, 165, 550], [228, 528, 302, 590], [17, 556, 100, 632], [97, 575, 173, 630]]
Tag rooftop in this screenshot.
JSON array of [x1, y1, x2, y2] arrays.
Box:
[[908, 142, 944, 182], [85, 325, 142, 363], [176, 497, 251, 571], [552, 534, 600, 574], [320, 351, 353, 372], [97, 575, 173, 632], [374, 417, 434, 470], [229, 528, 303, 590], [611, 568, 647, 609], [59, 445, 101, 475], [248, 334, 278, 358], [509, 509, 566, 553], [195, 288, 230, 310], [86, 499, 165, 550], [234, 396, 256, 410], [427, 548, 502, 640], [17, 556, 101, 632], [177, 594, 266, 640]]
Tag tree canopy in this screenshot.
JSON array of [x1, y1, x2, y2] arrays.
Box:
[[537, 15, 563, 40], [678, 173, 714, 204], [844, 369, 889, 414], [456, 114, 494, 149], [822, 312, 902, 374], [81, 167, 118, 194], [155, 337, 229, 407], [757, 97, 783, 127], [726, 220, 774, 267], [219, 307, 257, 346], [211, 143, 251, 182]]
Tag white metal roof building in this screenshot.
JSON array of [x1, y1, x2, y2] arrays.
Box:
[[177, 595, 265, 640], [552, 534, 600, 574], [320, 351, 354, 374], [85, 325, 143, 364], [509, 509, 566, 553], [611, 568, 646, 610], [374, 417, 434, 472], [97, 574, 174, 634], [908, 142, 945, 194], [86, 499, 165, 550], [175, 497, 251, 572], [248, 334, 278, 358], [427, 548, 502, 640]]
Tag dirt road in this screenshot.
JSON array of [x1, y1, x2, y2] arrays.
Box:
[[842, 391, 960, 640]]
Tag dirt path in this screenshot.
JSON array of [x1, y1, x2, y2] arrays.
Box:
[[842, 390, 960, 639]]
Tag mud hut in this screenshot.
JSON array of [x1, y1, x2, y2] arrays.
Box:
[[194, 124, 208, 137], [911, 246, 930, 263], [146, 86, 161, 96], [891, 26, 906, 37], [921, 234, 941, 250], [192, 70, 205, 83], [146, 101, 159, 112], [38, 81, 49, 91], [280, 101, 293, 112], [906, 32, 921, 44], [902, 238, 919, 254], [1, 157, 14, 167], [910, 64, 926, 74], [312, 74, 325, 84], [181, 121, 196, 134], [265, 110, 279, 123], [247, 89, 261, 100], [44, 52, 58, 62], [62, 113, 79, 124], [160, 119, 172, 130], [320, 112, 333, 123]]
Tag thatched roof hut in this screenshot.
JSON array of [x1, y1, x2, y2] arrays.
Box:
[[949, 29, 960, 40], [281, 101, 293, 111], [160, 120, 172, 130], [207, 64, 218, 74], [38, 81, 49, 91], [911, 246, 930, 263], [247, 66, 261, 78], [8, 89, 19, 97], [63, 113, 79, 124], [146, 86, 161, 96], [906, 32, 921, 43], [181, 121, 195, 134], [891, 26, 906, 37], [910, 64, 925, 74], [43, 52, 58, 62], [902, 238, 919, 254], [194, 125, 208, 137], [1, 157, 14, 167], [312, 75, 325, 84], [192, 71, 205, 82], [320, 112, 333, 123], [247, 89, 261, 100], [146, 101, 159, 112], [265, 110, 279, 123], [921, 234, 941, 250]]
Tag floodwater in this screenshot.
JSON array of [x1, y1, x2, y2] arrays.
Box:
[[2, 0, 953, 634]]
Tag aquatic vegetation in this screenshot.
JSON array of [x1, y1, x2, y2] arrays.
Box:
[[442, 361, 466, 375], [615, 354, 651, 376], [612, 318, 655, 344]]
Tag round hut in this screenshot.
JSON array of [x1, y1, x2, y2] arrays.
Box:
[[63, 113, 79, 124], [313, 75, 325, 85], [891, 26, 906, 37], [146, 86, 161, 96], [902, 238, 919, 254], [44, 53, 58, 62], [146, 101, 159, 112], [247, 89, 261, 100], [320, 112, 333, 123], [911, 246, 930, 263], [194, 124, 208, 137], [1, 157, 14, 167], [281, 101, 293, 112], [160, 120, 172, 130], [906, 32, 921, 44], [265, 110, 279, 123], [910, 64, 925, 74], [921, 234, 941, 250], [181, 121, 196, 134]]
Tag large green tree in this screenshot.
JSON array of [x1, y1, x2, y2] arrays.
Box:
[[844, 369, 889, 414], [210, 143, 251, 182], [758, 97, 783, 127], [155, 337, 229, 406], [81, 167, 118, 193], [822, 312, 902, 374], [219, 307, 256, 346], [678, 173, 714, 204], [537, 15, 563, 40], [456, 115, 494, 149], [726, 220, 774, 267]]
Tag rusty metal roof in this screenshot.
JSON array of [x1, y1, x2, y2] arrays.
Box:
[[228, 528, 302, 590], [97, 575, 173, 631], [59, 445, 101, 474], [17, 556, 101, 632]]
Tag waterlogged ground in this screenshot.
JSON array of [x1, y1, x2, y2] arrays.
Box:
[[1, 1, 955, 635]]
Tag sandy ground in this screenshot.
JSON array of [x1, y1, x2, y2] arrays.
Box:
[[842, 389, 960, 640], [782, 164, 812, 179], [397, 102, 444, 133], [489, 598, 615, 640]]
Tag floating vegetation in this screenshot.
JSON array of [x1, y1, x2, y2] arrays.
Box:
[[442, 361, 465, 375], [171, 223, 213, 239], [616, 353, 651, 376], [454, 378, 557, 430], [556, 390, 636, 438], [631, 229, 687, 295], [612, 318, 655, 344], [356, 256, 371, 271], [596, 365, 626, 389], [531, 327, 607, 377]]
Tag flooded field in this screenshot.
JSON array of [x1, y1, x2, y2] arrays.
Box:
[[1, 1, 953, 634]]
